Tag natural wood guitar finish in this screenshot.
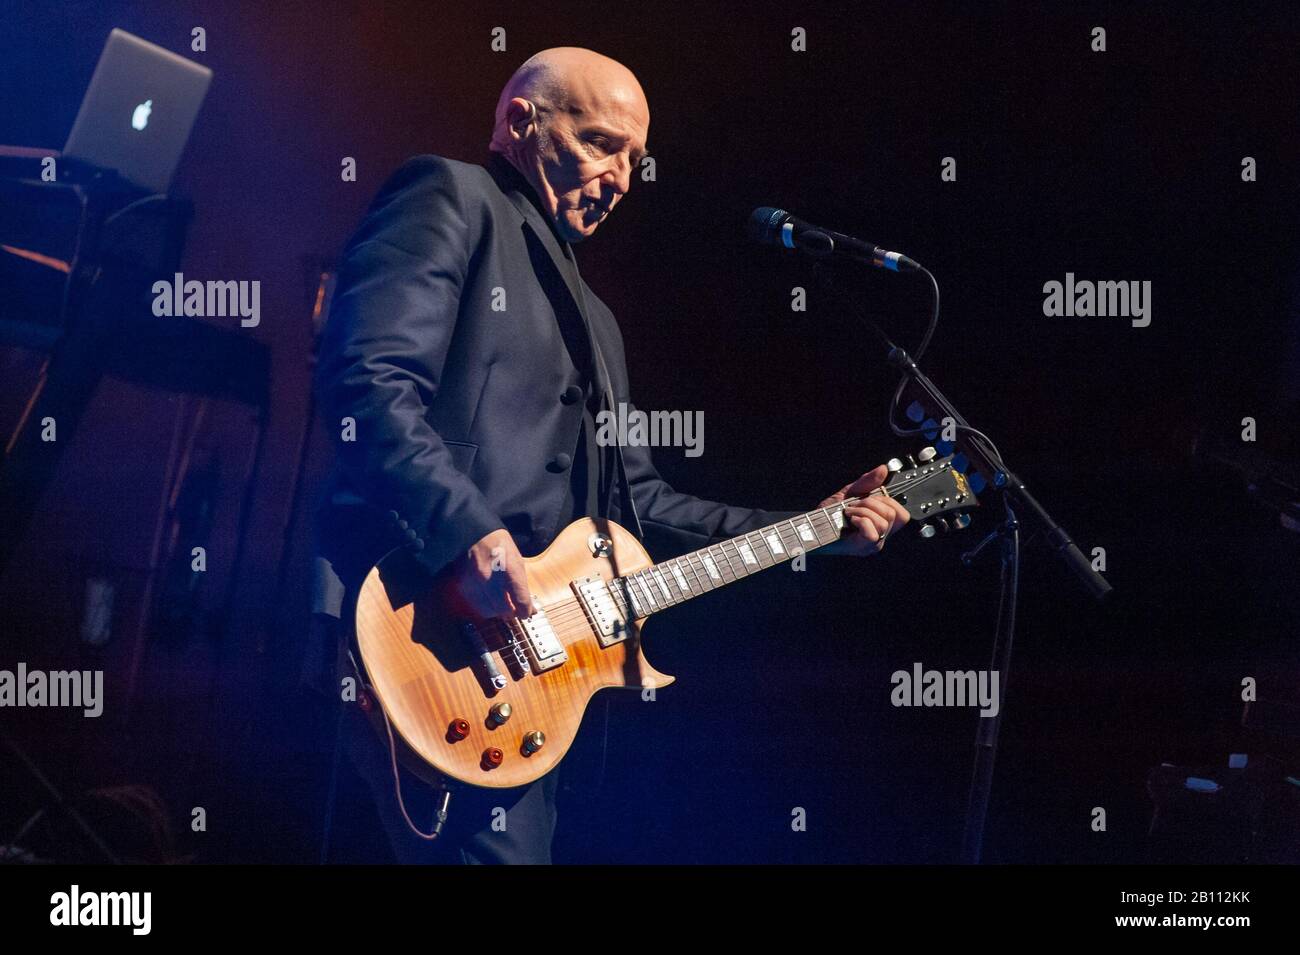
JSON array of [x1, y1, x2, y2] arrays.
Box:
[[355, 517, 671, 789]]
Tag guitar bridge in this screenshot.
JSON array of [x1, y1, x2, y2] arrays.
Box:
[[573, 575, 630, 647]]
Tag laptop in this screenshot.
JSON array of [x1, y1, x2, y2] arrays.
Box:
[[62, 28, 212, 194]]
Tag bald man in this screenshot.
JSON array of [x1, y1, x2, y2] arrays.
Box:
[[312, 48, 908, 864]]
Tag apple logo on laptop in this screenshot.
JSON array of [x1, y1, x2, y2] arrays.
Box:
[[132, 99, 152, 131]]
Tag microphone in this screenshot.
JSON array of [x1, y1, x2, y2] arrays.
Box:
[[748, 206, 921, 272]]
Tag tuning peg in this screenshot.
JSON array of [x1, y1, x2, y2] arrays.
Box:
[[887, 458, 904, 473], [905, 455, 918, 469], [953, 514, 972, 530], [917, 446, 937, 463], [918, 523, 937, 539], [938, 517, 950, 533]]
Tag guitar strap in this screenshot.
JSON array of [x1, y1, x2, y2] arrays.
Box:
[[563, 244, 645, 542]]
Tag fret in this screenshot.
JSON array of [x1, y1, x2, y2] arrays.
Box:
[[703, 551, 723, 588], [717, 541, 745, 581], [761, 528, 786, 560], [631, 573, 659, 613], [651, 569, 675, 604], [775, 520, 803, 558], [826, 505, 846, 537], [673, 556, 696, 595], [668, 561, 691, 594], [685, 553, 712, 593], [747, 531, 776, 568], [614, 577, 641, 618], [810, 509, 838, 545], [623, 574, 645, 614]]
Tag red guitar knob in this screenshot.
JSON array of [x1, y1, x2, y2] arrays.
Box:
[[447, 718, 470, 741], [482, 747, 504, 769]]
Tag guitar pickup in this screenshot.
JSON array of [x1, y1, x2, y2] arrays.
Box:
[[573, 576, 630, 647], [511, 603, 568, 672]]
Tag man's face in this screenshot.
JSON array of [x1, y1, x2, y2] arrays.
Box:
[[525, 93, 649, 243]]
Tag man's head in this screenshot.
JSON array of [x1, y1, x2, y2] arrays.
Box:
[[489, 47, 649, 243]]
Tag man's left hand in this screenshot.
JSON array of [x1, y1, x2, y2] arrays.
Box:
[[816, 464, 910, 555]]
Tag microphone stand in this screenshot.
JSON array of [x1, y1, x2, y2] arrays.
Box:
[[814, 256, 1111, 863]]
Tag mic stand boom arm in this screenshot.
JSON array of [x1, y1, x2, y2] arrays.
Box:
[[885, 343, 1112, 603]]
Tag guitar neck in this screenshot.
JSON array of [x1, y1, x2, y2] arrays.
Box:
[[612, 492, 880, 617]]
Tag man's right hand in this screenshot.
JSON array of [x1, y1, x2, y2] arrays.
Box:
[[457, 528, 534, 619]]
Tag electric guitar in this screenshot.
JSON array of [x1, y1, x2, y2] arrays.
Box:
[[352, 448, 979, 788]]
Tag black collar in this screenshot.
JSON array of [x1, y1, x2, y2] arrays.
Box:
[[486, 153, 572, 252], [484, 151, 592, 313]]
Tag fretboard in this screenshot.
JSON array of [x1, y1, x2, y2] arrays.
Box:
[[610, 493, 876, 618]]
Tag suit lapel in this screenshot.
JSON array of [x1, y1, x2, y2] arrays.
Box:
[[487, 155, 615, 400], [487, 156, 590, 320]]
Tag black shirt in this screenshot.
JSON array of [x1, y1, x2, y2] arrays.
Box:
[[557, 260, 609, 527]]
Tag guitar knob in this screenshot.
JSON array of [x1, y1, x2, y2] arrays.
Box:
[[887, 458, 904, 473], [488, 702, 512, 726], [917, 446, 937, 463], [522, 730, 546, 755], [482, 747, 504, 769], [447, 718, 470, 741], [953, 514, 972, 530], [918, 523, 937, 539]]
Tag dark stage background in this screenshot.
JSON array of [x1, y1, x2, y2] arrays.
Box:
[[1, 1, 1298, 864]]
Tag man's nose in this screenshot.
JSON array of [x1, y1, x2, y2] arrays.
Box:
[[604, 156, 633, 196]]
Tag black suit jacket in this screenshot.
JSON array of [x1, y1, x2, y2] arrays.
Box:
[[312, 154, 796, 617]]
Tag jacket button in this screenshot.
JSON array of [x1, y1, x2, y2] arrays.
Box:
[[387, 510, 400, 523], [547, 452, 572, 472], [560, 384, 583, 405]]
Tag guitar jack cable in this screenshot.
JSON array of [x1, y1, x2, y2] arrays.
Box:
[[346, 646, 453, 842]]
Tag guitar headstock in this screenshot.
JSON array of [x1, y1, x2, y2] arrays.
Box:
[[882, 448, 980, 538]]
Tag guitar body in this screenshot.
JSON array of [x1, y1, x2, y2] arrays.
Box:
[[354, 517, 674, 789]]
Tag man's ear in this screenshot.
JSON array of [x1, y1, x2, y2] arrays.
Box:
[[509, 98, 537, 137]]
